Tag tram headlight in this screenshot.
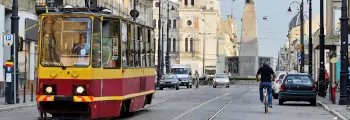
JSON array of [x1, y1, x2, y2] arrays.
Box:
[[45, 86, 52, 93], [43, 84, 56, 95], [76, 86, 85, 93], [73, 85, 87, 95]]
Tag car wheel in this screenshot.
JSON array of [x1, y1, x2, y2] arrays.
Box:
[[190, 85, 192, 88], [159, 87, 163, 90], [272, 91, 278, 99], [186, 84, 189, 88], [176, 85, 179, 90], [227, 85, 230, 88], [310, 100, 316, 106], [279, 99, 283, 105]]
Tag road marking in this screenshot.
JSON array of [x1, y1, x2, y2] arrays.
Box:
[[172, 92, 231, 120], [208, 101, 233, 120]]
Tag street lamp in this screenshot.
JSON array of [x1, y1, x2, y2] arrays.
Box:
[[338, 0, 349, 105], [288, 0, 305, 73], [163, 1, 176, 74], [307, 0, 313, 77]]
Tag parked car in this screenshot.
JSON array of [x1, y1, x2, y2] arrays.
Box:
[[159, 74, 180, 90], [213, 73, 230, 88], [278, 73, 316, 106], [272, 71, 287, 99]]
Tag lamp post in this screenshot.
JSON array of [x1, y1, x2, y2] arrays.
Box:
[[157, 0, 162, 89], [338, 0, 348, 105], [307, 0, 312, 76], [164, 1, 175, 74], [288, 0, 305, 73]]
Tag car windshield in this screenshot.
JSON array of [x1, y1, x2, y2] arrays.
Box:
[[216, 74, 228, 78], [284, 75, 312, 84], [164, 75, 177, 80], [171, 68, 189, 74]]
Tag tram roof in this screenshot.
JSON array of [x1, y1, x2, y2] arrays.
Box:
[[40, 12, 154, 29]]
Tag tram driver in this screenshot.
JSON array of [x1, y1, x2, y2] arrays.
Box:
[[73, 33, 90, 56]]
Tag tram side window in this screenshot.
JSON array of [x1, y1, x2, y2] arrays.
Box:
[[134, 26, 140, 68], [121, 22, 128, 67], [140, 27, 146, 67], [92, 18, 102, 68], [145, 29, 149, 67], [150, 31, 155, 67], [101, 19, 121, 68], [129, 24, 134, 67]]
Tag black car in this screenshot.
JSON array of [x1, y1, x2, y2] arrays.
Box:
[[278, 73, 317, 106]]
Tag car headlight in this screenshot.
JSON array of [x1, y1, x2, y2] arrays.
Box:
[[172, 81, 177, 83], [45, 86, 52, 93]]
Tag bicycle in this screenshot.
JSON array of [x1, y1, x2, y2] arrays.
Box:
[[263, 87, 269, 113]]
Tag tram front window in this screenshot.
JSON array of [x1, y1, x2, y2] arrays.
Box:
[[40, 16, 92, 67]]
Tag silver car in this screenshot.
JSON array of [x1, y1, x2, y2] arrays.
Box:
[[159, 74, 180, 90], [272, 71, 287, 99], [213, 73, 230, 88]]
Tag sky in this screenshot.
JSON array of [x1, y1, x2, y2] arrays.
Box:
[[220, 0, 325, 60]]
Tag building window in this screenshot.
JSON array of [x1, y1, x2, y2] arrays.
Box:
[[173, 38, 176, 52], [155, 2, 159, 7], [185, 38, 188, 52], [173, 19, 176, 28], [184, 0, 188, 5], [168, 19, 171, 28], [153, 19, 157, 28], [190, 38, 193, 52], [191, 0, 194, 5]]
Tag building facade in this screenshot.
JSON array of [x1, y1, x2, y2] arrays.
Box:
[[153, 0, 180, 72], [177, 0, 221, 75]]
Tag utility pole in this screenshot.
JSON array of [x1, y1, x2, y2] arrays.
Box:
[[10, 0, 20, 104], [299, 0, 305, 73], [161, 24, 164, 74], [165, 2, 170, 74], [338, 0, 348, 105], [157, 0, 162, 89], [308, 0, 313, 76]]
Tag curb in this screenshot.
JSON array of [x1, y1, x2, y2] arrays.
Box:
[[317, 101, 349, 120], [0, 103, 36, 112]]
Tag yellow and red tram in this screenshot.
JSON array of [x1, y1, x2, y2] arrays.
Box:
[[36, 10, 156, 119]]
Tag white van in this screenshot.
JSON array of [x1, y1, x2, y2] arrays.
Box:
[[170, 64, 192, 88]]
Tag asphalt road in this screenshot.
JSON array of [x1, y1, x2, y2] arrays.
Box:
[[0, 85, 336, 120]]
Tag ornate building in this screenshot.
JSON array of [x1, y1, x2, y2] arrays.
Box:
[[177, 0, 221, 75]]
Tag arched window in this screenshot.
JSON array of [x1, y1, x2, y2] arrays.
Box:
[[168, 19, 171, 28], [184, 0, 188, 5], [168, 38, 171, 51], [185, 38, 188, 52], [173, 38, 176, 52], [155, 2, 159, 7], [158, 19, 161, 28], [190, 38, 193, 52], [191, 0, 194, 5], [153, 19, 157, 28], [173, 19, 176, 28]]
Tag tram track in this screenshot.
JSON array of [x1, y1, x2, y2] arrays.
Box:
[[171, 88, 252, 120], [207, 88, 251, 120]]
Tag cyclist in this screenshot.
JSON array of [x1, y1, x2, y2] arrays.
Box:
[[256, 63, 276, 108], [194, 70, 199, 88]]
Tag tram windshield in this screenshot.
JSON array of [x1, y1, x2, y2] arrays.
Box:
[[40, 16, 92, 67]]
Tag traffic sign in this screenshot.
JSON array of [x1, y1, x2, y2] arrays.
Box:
[[3, 34, 13, 46]]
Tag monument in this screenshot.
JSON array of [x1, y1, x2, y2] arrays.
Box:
[[225, 0, 274, 77], [239, 0, 258, 56]]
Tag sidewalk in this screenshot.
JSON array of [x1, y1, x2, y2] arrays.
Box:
[[317, 92, 350, 120], [0, 94, 36, 112]]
